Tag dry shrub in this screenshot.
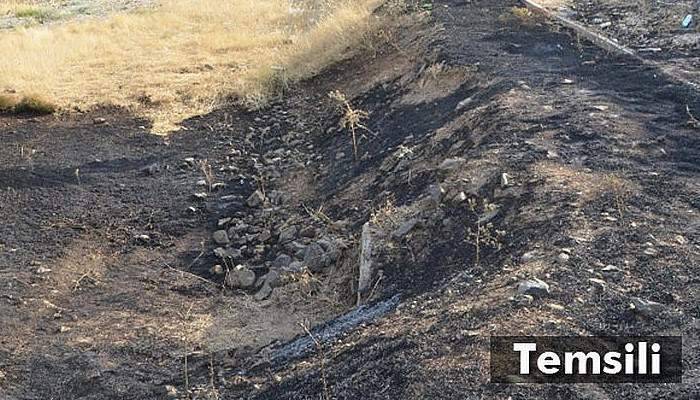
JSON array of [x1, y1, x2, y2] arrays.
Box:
[[0, 0, 383, 131]]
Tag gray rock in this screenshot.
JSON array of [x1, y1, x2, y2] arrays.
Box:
[[521, 251, 538, 263], [317, 238, 340, 261], [254, 283, 273, 301], [477, 209, 499, 225], [256, 229, 272, 243], [304, 243, 328, 272], [217, 217, 232, 227], [273, 254, 293, 270], [631, 297, 665, 319], [267, 190, 284, 205], [246, 190, 266, 207], [601, 265, 623, 279], [438, 157, 466, 171], [428, 184, 445, 205], [213, 247, 228, 259], [453, 191, 468, 203], [141, 163, 161, 176], [278, 226, 298, 243], [263, 269, 281, 288], [392, 218, 420, 239], [285, 241, 307, 258], [284, 261, 304, 273], [212, 230, 230, 245], [517, 278, 550, 298], [556, 252, 570, 264], [225, 265, 256, 289], [299, 226, 317, 238], [500, 173, 510, 188], [214, 247, 241, 260]]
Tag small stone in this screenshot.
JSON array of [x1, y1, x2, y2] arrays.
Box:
[[501, 173, 509, 187], [299, 226, 316, 238], [643, 247, 658, 256], [284, 261, 304, 273], [267, 190, 284, 205], [134, 234, 151, 242], [588, 278, 607, 290], [217, 217, 231, 227], [438, 157, 466, 171], [141, 163, 160, 176], [521, 251, 538, 262], [278, 226, 298, 243], [630, 297, 665, 319], [273, 254, 292, 269], [317, 238, 340, 261], [601, 265, 623, 277], [263, 269, 281, 287], [225, 265, 256, 289], [93, 117, 107, 125], [428, 184, 445, 205], [184, 157, 196, 166], [210, 265, 224, 275], [454, 191, 468, 203], [214, 247, 239, 260], [547, 303, 565, 311], [512, 293, 534, 305], [517, 278, 550, 298], [556, 252, 570, 264], [256, 229, 272, 243], [165, 385, 179, 398], [392, 218, 420, 239], [36, 266, 52, 274], [304, 243, 328, 272], [193, 192, 208, 200], [675, 235, 687, 245], [212, 230, 230, 245], [254, 283, 273, 301], [246, 190, 266, 207]]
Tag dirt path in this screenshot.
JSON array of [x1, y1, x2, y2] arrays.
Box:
[[1, 0, 698, 399]]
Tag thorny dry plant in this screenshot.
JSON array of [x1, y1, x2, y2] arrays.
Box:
[[604, 174, 632, 223], [199, 159, 215, 193], [369, 195, 398, 229], [465, 198, 503, 266], [328, 90, 371, 160]]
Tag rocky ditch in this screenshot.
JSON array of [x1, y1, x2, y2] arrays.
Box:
[[173, 104, 355, 304]]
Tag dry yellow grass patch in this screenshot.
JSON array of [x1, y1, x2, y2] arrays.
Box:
[[0, 1, 43, 14], [0, 0, 382, 132], [533, 161, 637, 202]]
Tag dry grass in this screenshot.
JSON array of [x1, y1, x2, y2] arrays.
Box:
[[0, 93, 56, 114], [0, 1, 45, 15], [0, 0, 383, 132]]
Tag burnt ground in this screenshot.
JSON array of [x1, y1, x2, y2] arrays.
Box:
[[1, 0, 699, 399], [563, 0, 700, 88]]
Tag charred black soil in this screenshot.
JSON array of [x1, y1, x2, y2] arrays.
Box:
[[1, 1, 699, 399]]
